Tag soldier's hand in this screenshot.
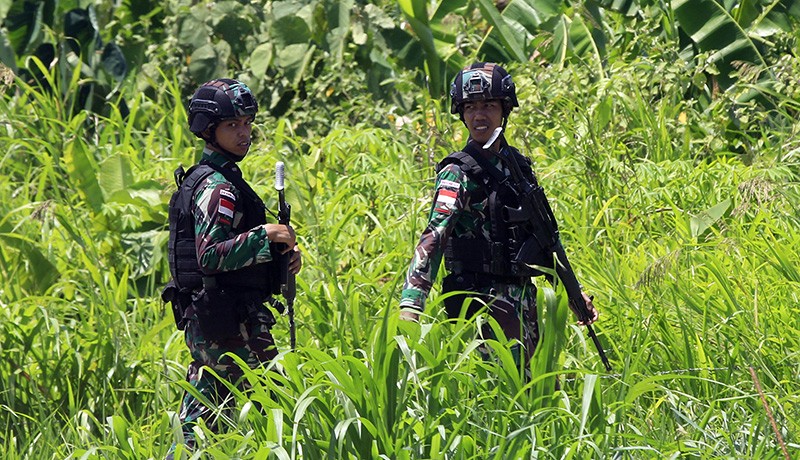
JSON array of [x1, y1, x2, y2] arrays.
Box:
[[399, 309, 420, 322], [398, 308, 421, 341], [265, 224, 296, 249], [288, 246, 302, 274], [577, 292, 599, 325]]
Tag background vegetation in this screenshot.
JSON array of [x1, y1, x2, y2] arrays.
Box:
[[1, 0, 799, 458]]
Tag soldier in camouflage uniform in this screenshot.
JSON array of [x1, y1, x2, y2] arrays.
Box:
[[399, 62, 597, 370], [162, 79, 301, 459]]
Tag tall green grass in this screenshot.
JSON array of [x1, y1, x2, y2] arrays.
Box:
[[1, 56, 799, 459]]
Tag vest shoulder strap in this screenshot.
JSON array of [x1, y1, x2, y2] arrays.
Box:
[[198, 160, 265, 210], [438, 144, 509, 186], [176, 160, 265, 211], [437, 150, 495, 191], [437, 150, 482, 176], [179, 164, 215, 192], [171, 164, 216, 218]]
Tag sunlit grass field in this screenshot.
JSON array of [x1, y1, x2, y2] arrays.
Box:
[[1, 60, 799, 459]]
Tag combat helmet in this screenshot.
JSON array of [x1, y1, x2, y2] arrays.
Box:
[[449, 62, 518, 118], [188, 78, 258, 138]]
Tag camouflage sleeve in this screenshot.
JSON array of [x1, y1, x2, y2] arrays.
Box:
[[399, 164, 470, 312], [193, 173, 273, 274]]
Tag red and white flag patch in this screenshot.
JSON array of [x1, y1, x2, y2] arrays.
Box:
[[434, 188, 457, 214], [218, 190, 235, 224]]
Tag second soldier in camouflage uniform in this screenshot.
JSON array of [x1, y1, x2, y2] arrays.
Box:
[[162, 79, 302, 459], [399, 63, 597, 370]]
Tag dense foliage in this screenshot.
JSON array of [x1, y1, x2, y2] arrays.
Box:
[[1, 0, 799, 459]]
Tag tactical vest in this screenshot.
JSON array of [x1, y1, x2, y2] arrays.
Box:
[[437, 144, 542, 280], [167, 159, 274, 293]]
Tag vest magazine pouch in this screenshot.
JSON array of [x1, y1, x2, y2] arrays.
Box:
[[513, 236, 552, 275], [174, 239, 203, 290], [441, 273, 492, 319], [193, 288, 242, 340], [162, 281, 192, 330]]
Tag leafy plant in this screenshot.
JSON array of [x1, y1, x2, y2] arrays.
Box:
[[1, 2, 129, 117], [673, 0, 799, 93], [1, 3, 800, 459]]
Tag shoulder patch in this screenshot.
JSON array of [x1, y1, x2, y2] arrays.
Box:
[[218, 191, 235, 224], [434, 188, 458, 214], [439, 179, 461, 191]]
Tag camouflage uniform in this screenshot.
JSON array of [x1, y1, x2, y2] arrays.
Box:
[[400, 142, 539, 366], [175, 148, 278, 446]]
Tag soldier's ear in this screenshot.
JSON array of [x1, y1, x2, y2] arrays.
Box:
[[201, 126, 214, 141]]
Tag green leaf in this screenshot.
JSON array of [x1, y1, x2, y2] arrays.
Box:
[[4, 0, 43, 56], [690, 198, 731, 238], [476, 0, 527, 61], [251, 43, 273, 77], [178, 15, 209, 48], [787, 0, 800, 17], [352, 21, 367, 45], [595, 94, 613, 129], [325, 0, 353, 65], [214, 4, 255, 51], [397, 0, 444, 96], [107, 415, 131, 452], [99, 153, 134, 200], [100, 42, 127, 81], [0, 0, 11, 19], [502, 0, 555, 31], [550, 16, 570, 67], [64, 138, 104, 213], [0, 230, 60, 295], [597, 0, 642, 16], [568, 9, 606, 75], [64, 8, 98, 58], [0, 30, 17, 71], [673, 0, 770, 87], [270, 14, 311, 47], [276, 43, 315, 88], [188, 44, 218, 84]]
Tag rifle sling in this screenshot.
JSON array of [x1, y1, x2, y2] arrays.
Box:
[[199, 158, 266, 211]]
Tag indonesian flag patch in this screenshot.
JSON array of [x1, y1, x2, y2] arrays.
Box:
[[434, 188, 457, 214], [218, 189, 235, 225]]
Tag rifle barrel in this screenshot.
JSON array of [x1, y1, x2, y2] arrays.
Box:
[[554, 244, 612, 372], [275, 162, 297, 350]]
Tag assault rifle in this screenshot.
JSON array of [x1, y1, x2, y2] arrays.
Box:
[[275, 162, 297, 349], [484, 129, 612, 372]]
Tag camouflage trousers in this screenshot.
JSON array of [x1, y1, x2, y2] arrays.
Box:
[[443, 274, 538, 369], [476, 282, 538, 369], [174, 307, 277, 449]]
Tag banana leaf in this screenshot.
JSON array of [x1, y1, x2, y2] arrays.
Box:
[[673, 0, 771, 88]]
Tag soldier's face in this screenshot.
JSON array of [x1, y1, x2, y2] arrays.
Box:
[[209, 115, 254, 157], [463, 100, 503, 148]]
